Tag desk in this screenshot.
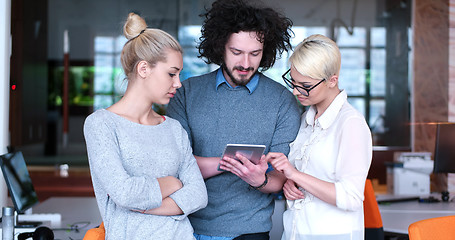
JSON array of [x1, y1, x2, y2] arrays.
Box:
[[32, 197, 101, 240], [378, 199, 455, 234]]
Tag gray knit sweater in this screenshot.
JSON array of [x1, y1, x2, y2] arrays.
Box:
[[167, 69, 301, 237], [83, 109, 208, 240]]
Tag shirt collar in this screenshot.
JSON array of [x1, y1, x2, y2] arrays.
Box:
[[305, 90, 347, 129], [215, 68, 259, 94]]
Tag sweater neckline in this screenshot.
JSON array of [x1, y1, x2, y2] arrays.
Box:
[[101, 109, 167, 128]]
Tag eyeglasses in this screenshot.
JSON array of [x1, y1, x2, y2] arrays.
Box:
[[282, 69, 325, 97]]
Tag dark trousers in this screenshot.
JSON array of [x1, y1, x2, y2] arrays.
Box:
[[233, 232, 269, 240]]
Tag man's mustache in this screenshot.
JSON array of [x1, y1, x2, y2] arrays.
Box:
[[234, 66, 254, 71]]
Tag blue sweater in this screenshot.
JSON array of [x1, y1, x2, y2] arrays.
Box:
[[167, 69, 301, 237]]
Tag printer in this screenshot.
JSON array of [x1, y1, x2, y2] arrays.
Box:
[[386, 152, 433, 195]]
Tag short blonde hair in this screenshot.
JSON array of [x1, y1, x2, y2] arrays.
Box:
[[289, 34, 341, 80], [121, 13, 183, 79]]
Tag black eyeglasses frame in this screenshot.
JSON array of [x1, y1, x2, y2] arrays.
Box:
[[281, 69, 325, 97]]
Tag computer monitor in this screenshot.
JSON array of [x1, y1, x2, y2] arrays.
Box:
[[0, 151, 39, 214], [433, 123, 455, 174]]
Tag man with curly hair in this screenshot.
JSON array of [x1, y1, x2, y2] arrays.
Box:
[[167, 0, 301, 239]]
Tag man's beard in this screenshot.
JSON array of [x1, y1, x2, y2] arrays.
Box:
[[222, 64, 256, 86]]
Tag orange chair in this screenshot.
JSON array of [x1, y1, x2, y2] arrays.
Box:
[[408, 215, 455, 240], [364, 179, 384, 240], [83, 222, 105, 240]]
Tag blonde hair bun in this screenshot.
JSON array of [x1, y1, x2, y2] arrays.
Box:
[[123, 13, 147, 40], [120, 12, 182, 80]]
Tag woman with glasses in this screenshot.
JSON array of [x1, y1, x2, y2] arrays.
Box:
[[266, 34, 372, 240]]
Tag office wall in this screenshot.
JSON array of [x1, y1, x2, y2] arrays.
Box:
[[450, 0, 455, 122], [413, 0, 449, 153], [448, 0, 455, 192], [413, 0, 455, 192]]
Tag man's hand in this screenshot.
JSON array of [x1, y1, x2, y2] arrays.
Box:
[[219, 153, 268, 187]]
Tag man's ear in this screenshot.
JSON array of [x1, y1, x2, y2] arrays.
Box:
[[136, 60, 149, 79]]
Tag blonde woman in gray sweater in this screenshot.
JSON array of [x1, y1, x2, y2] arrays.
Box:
[[83, 13, 207, 240]]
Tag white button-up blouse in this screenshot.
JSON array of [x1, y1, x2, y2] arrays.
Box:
[[283, 90, 373, 240]]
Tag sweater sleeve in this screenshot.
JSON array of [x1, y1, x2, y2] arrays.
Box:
[[83, 113, 162, 211], [268, 88, 301, 155], [167, 83, 192, 146], [169, 127, 208, 220]]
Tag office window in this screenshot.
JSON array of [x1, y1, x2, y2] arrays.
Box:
[[93, 36, 127, 110], [179, 26, 218, 81], [337, 27, 387, 140], [265, 27, 328, 88], [306, 27, 388, 141]]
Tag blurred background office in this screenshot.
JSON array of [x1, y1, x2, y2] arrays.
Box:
[[4, 0, 455, 200]]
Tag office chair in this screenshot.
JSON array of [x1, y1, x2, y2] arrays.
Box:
[[364, 179, 384, 240], [83, 222, 105, 240], [408, 215, 455, 240]]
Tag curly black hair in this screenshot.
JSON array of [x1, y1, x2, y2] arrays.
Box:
[[197, 0, 293, 71]]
